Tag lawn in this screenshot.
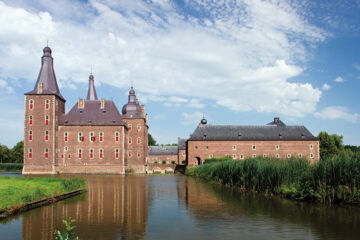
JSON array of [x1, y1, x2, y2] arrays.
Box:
[[0, 177, 86, 209]]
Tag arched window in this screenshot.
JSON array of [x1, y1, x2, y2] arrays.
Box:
[[137, 151, 141, 158], [115, 132, 119, 142], [99, 149, 103, 159], [45, 130, 49, 141], [29, 115, 33, 125], [99, 132, 104, 142], [78, 149, 82, 159], [89, 149, 94, 159], [137, 137, 141, 144], [90, 132, 95, 142], [115, 148, 119, 159], [78, 132, 84, 142], [45, 99, 50, 109], [29, 99, 34, 110], [275, 145, 280, 150], [64, 132, 68, 142], [45, 115, 49, 125], [128, 137, 132, 144], [137, 124, 141, 132], [44, 148, 49, 158], [128, 124, 132, 131], [28, 148, 32, 158], [29, 130, 33, 141], [128, 151, 132, 158]]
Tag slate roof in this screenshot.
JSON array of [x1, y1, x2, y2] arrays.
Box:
[[25, 47, 65, 101], [59, 100, 125, 126], [148, 146, 178, 155], [189, 120, 317, 141], [121, 86, 143, 119], [87, 74, 98, 100], [178, 138, 187, 150]]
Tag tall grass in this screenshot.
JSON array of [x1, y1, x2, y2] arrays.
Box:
[[0, 163, 23, 171], [187, 154, 360, 204], [0, 177, 86, 209]]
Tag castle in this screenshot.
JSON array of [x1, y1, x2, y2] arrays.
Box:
[[23, 46, 319, 174], [23, 46, 148, 174]]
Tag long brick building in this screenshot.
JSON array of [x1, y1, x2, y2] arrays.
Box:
[[23, 46, 148, 174], [186, 117, 319, 167]]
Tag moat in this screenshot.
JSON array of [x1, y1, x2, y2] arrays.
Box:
[[0, 173, 359, 240]]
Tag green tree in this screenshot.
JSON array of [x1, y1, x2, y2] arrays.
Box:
[[318, 131, 344, 159], [0, 144, 11, 163], [11, 141, 23, 163], [148, 133, 157, 146]]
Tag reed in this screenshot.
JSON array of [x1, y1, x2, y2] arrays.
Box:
[[187, 154, 360, 204], [0, 163, 23, 172]]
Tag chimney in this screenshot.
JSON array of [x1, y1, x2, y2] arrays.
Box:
[[37, 83, 43, 94], [141, 105, 145, 117], [100, 98, 105, 109], [78, 99, 85, 109], [274, 117, 279, 123]]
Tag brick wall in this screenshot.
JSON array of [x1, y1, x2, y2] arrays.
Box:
[[187, 140, 319, 167], [57, 125, 125, 174], [178, 149, 186, 165], [148, 154, 178, 164]]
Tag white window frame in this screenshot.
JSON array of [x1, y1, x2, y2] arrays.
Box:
[[252, 145, 256, 150]]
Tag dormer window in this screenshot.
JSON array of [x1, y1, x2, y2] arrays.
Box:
[[45, 115, 49, 125], [29, 99, 34, 110], [45, 99, 50, 109]]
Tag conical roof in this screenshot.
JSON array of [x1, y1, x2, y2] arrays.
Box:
[[87, 74, 98, 100], [25, 46, 65, 101]]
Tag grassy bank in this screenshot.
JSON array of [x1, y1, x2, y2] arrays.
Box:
[[0, 163, 23, 172], [186, 154, 360, 204], [0, 177, 86, 209]]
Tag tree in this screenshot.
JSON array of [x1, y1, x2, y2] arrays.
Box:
[[0, 144, 11, 163], [11, 141, 23, 163], [148, 133, 157, 146], [318, 131, 344, 159]]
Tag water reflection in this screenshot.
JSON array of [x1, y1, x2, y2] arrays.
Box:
[[22, 175, 148, 240], [0, 175, 359, 240]]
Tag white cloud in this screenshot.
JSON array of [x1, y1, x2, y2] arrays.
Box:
[[314, 106, 358, 123], [0, 0, 326, 117], [335, 76, 344, 83], [181, 111, 205, 125], [322, 83, 331, 90], [0, 79, 14, 93], [353, 63, 360, 71], [186, 99, 204, 109]]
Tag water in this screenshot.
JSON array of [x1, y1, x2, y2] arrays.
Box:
[[0, 174, 359, 240]]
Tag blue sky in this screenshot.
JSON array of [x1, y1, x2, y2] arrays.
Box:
[[0, 0, 359, 147]]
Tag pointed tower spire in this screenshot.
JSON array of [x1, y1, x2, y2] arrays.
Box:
[[87, 74, 98, 100], [26, 46, 65, 101]]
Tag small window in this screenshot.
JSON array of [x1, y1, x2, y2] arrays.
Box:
[[310, 153, 314, 159], [137, 124, 141, 132], [240, 154, 244, 159], [45, 115, 49, 125], [252, 145, 256, 150], [128, 124, 132, 131], [78, 149, 82, 159], [287, 153, 291, 158], [195, 146, 198, 149], [276, 154, 280, 158], [28, 148, 33, 158], [128, 151, 132, 158], [309, 144, 313, 150], [89, 149, 94, 159], [137, 151, 141, 158], [45, 148, 49, 158], [232, 145, 236, 150], [252, 154, 256, 158], [99, 132, 104, 142], [232, 154, 236, 159], [115, 148, 119, 159], [64, 132, 68, 142], [64, 146, 68, 152], [99, 149, 103, 159], [45, 130, 49, 141], [29, 99, 34, 110], [90, 132, 95, 142], [298, 153, 302, 158], [78, 132, 84, 142], [115, 132, 119, 142], [128, 137, 132, 144], [137, 137, 141, 144], [68, 154, 71, 159], [29, 130, 33, 141], [29, 115, 33, 125], [206, 146, 208, 150], [45, 99, 50, 109], [275, 145, 279, 150], [209, 154, 213, 158]]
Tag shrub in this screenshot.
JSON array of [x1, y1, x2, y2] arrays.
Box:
[[204, 156, 232, 164], [162, 160, 166, 164], [171, 161, 176, 164]]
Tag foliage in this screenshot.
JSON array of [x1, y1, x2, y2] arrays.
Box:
[[0, 177, 86, 209], [162, 160, 166, 164], [0, 141, 23, 163], [154, 161, 158, 164], [187, 155, 360, 204], [318, 132, 344, 160], [182, 160, 187, 164], [54, 218, 79, 240], [204, 156, 232, 164], [148, 134, 157, 146], [164, 144, 178, 146], [171, 161, 176, 164], [0, 163, 23, 171]]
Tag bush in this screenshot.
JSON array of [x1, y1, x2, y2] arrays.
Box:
[[162, 160, 166, 164], [0, 163, 23, 171], [182, 160, 187, 164], [171, 161, 176, 164], [204, 156, 232, 164]]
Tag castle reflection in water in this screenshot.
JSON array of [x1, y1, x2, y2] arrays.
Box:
[[22, 176, 148, 240]]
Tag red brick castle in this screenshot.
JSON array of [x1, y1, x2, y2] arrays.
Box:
[[23, 46, 148, 174]]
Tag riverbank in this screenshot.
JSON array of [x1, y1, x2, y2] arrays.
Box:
[[0, 163, 22, 172], [186, 155, 360, 204], [0, 177, 86, 211]]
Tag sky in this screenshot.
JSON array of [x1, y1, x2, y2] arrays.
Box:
[[0, 0, 359, 147]]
